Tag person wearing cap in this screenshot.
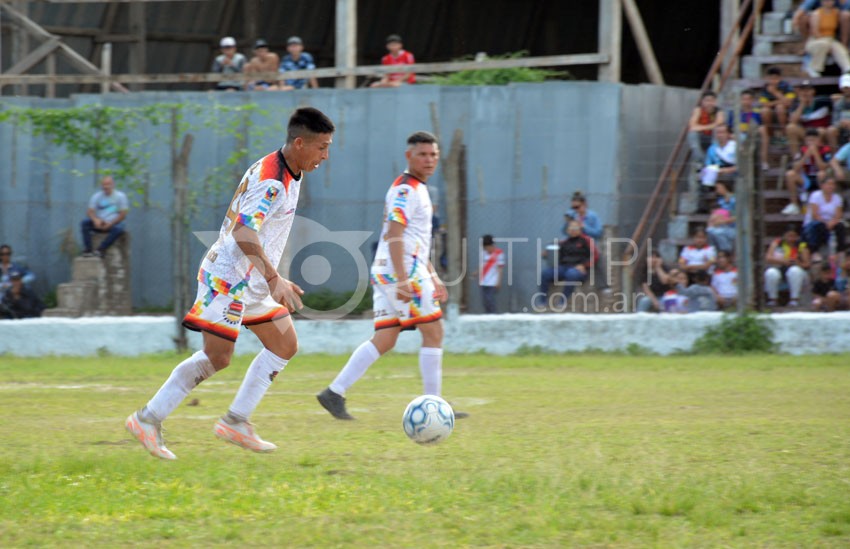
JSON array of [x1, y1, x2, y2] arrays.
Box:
[[0, 269, 44, 319], [786, 80, 833, 156], [212, 36, 247, 91], [827, 73, 850, 150], [803, 0, 850, 77], [562, 191, 602, 241], [279, 36, 318, 90], [0, 244, 35, 295], [244, 39, 281, 91], [370, 34, 416, 88]]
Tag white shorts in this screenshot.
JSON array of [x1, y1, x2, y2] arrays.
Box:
[[371, 273, 442, 331], [182, 282, 289, 342]]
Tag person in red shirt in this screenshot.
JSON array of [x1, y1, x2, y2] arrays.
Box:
[[371, 34, 416, 88]]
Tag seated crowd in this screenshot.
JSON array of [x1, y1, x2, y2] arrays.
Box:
[[212, 33, 416, 91]]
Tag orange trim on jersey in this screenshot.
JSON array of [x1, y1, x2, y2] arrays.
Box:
[[242, 307, 290, 326], [392, 173, 423, 189], [374, 318, 402, 330], [400, 310, 442, 328], [259, 150, 293, 194], [182, 315, 240, 342]]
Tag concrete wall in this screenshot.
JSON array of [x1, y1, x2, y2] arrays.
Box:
[[2, 313, 848, 357], [0, 82, 695, 312]]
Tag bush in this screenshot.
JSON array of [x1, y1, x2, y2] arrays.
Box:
[[692, 313, 776, 354], [430, 51, 570, 86], [299, 288, 372, 316]]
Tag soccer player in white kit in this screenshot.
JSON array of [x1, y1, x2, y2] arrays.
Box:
[[125, 107, 335, 459], [317, 131, 452, 420]]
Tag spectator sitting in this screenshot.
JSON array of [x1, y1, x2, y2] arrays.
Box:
[[782, 128, 831, 215], [827, 74, 850, 149], [793, 0, 850, 49], [803, 0, 850, 77], [563, 191, 602, 241], [786, 80, 832, 157], [636, 250, 672, 313], [680, 269, 718, 313], [678, 227, 717, 277], [81, 175, 129, 258], [729, 89, 770, 170], [244, 39, 281, 91], [765, 224, 811, 307], [711, 250, 738, 310], [688, 91, 726, 166], [700, 125, 737, 191], [212, 36, 247, 91], [370, 34, 416, 88], [802, 175, 846, 256], [811, 260, 848, 310], [535, 219, 595, 310], [706, 180, 737, 253], [0, 269, 44, 319], [660, 269, 690, 314], [759, 66, 795, 144], [279, 36, 318, 90], [0, 244, 35, 294]]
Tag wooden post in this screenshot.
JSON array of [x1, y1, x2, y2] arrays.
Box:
[[11, 0, 29, 96], [45, 52, 55, 97], [721, 0, 741, 78], [735, 91, 754, 313], [128, 1, 146, 91], [443, 128, 466, 319], [100, 42, 111, 94], [335, 0, 357, 89], [243, 0, 258, 47], [598, 0, 622, 82], [621, 0, 664, 85], [171, 108, 194, 352]]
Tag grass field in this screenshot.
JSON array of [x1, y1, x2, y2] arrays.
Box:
[[1, 352, 849, 547]]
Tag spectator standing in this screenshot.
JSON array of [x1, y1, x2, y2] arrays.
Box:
[[759, 67, 795, 144], [678, 227, 717, 276], [706, 180, 737, 253], [563, 191, 602, 240], [370, 34, 416, 88], [535, 220, 595, 309], [802, 175, 846, 254], [81, 175, 129, 258], [782, 128, 831, 215], [279, 36, 318, 90], [636, 251, 672, 313], [786, 81, 832, 156], [477, 235, 505, 314], [803, 0, 850, 77], [0, 269, 44, 319], [244, 39, 281, 91], [711, 250, 739, 309], [212, 36, 247, 91], [0, 244, 35, 294], [688, 91, 726, 165], [765, 225, 811, 307]]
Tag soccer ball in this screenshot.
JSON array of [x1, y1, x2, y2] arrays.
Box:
[[402, 395, 454, 445]]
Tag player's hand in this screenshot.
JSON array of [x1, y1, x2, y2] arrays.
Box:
[[433, 278, 448, 302], [270, 277, 304, 312], [396, 279, 414, 303]]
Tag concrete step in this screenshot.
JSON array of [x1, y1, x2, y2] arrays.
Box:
[[42, 307, 83, 318], [72, 256, 105, 282], [773, 0, 795, 14], [753, 34, 803, 57], [56, 281, 97, 314], [742, 54, 804, 79], [761, 11, 793, 36]]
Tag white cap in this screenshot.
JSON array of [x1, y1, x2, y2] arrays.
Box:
[[220, 36, 236, 48], [840, 73, 850, 89]]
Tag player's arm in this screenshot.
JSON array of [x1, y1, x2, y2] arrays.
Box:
[[231, 221, 304, 311], [386, 220, 414, 303], [426, 258, 447, 302]]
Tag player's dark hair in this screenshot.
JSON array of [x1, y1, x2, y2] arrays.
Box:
[[767, 66, 782, 76], [407, 131, 438, 147], [693, 270, 710, 284], [0, 244, 10, 255], [741, 89, 755, 97], [571, 191, 586, 204], [692, 226, 707, 237], [700, 91, 717, 100], [287, 107, 335, 143], [482, 234, 494, 247], [784, 223, 800, 235]]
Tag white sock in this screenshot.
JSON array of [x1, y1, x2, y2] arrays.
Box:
[[329, 340, 381, 396], [144, 351, 216, 422], [227, 349, 288, 422], [419, 347, 443, 396]]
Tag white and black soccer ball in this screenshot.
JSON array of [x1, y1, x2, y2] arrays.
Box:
[[402, 395, 454, 445]]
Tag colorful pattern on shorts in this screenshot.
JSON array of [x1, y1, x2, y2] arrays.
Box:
[[198, 268, 248, 297]]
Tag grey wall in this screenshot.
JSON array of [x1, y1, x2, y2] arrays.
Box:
[[0, 81, 695, 312]]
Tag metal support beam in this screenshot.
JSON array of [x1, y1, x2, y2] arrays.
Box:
[[621, 0, 664, 85], [598, 0, 622, 82], [335, 0, 356, 89]]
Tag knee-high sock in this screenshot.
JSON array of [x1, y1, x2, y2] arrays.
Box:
[[227, 349, 288, 422], [419, 347, 443, 396], [329, 340, 381, 396], [144, 351, 216, 422]]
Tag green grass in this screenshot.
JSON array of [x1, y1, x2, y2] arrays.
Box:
[[1, 353, 849, 547]]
